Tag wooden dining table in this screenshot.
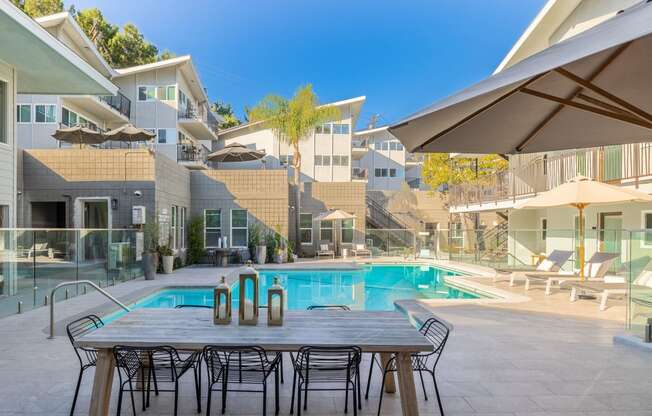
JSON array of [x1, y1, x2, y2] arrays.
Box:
[[76, 309, 433, 416]]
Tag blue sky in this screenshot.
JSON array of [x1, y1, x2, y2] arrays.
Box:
[[67, 0, 546, 128]]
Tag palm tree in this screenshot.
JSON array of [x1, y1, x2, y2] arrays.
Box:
[[249, 84, 340, 246]]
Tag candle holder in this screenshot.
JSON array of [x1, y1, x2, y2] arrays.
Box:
[[267, 276, 285, 326], [238, 265, 259, 325], [213, 276, 231, 325]]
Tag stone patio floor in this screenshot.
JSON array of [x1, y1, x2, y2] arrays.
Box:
[[0, 263, 651, 415]]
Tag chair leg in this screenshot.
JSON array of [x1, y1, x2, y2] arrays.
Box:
[[279, 353, 284, 384], [345, 379, 349, 414], [433, 372, 444, 416], [418, 369, 428, 401], [116, 386, 124, 416], [127, 379, 137, 416], [376, 370, 387, 416], [365, 353, 375, 400], [352, 381, 358, 416], [275, 367, 280, 415], [70, 368, 84, 416], [263, 382, 267, 416], [206, 385, 213, 416], [290, 368, 297, 414], [357, 370, 362, 410], [221, 378, 228, 415], [194, 366, 202, 413], [297, 382, 302, 416], [140, 367, 146, 411], [303, 379, 308, 411]]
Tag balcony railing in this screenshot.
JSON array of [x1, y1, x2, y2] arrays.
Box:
[[178, 103, 219, 132], [352, 167, 367, 180], [177, 142, 208, 163], [450, 142, 652, 207], [98, 91, 131, 119], [406, 153, 425, 164], [352, 139, 368, 149]]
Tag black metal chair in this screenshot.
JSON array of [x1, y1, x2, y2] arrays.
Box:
[[174, 304, 212, 309], [113, 345, 201, 416], [364, 317, 450, 416], [66, 314, 104, 416], [203, 345, 281, 416], [291, 346, 362, 416], [307, 305, 351, 311]]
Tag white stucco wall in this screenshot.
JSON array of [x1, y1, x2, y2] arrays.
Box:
[[0, 61, 16, 226]]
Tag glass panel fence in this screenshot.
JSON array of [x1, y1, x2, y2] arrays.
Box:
[[0, 228, 143, 318], [627, 230, 652, 338]]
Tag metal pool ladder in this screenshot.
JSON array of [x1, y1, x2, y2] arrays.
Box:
[[48, 280, 131, 339]]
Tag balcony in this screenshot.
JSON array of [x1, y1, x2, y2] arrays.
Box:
[[98, 91, 131, 119], [178, 103, 219, 141], [352, 167, 368, 181], [351, 139, 369, 159], [405, 153, 425, 165], [177, 142, 208, 170], [449, 142, 652, 212]]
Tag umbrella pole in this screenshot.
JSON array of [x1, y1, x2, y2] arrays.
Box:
[[578, 205, 585, 280]]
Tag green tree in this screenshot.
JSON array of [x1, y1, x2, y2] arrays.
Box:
[[158, 49, 177, 61], [249, 84, 340, 245], [16, 0, 63, 17], [106, 24, 158, 68], [211, 101, 241, 129], [74, 8, 118, 60]]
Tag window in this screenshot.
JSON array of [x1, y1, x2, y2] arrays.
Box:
[[231, 209, 248, 247], [374, 142, 382, 150], [389, 168, 397, 177], [332, 155, 340, 166], [332, 155, 349, 166], [171, 206, 178, 249], [390, 142, 398, 151], [280, 155, 293, 165], [314, 155, 322, 166], [333, 123, 350, 134], [396, 143, 404, 151], [320, 220, 333, 242], [300, 213, 313, 245], [138, 86, 157, 101], [204, 210, 221, 248], [541, 218, 548, 241], [341, 218, 354, 244], [62, 107, 75, 126], [315, 123, 331, 134], [158, 129, 167, 144], [375, 168, 388, 177], [157, 85, 176, 101], [0, 81, 5, 143], [322, 155, 330, 166], [643, 212, 652, 247], [180, 207, 186, 249], [17, 104, 31, 123], [381, 142, 389, 151], [35, 104, 56, 123]]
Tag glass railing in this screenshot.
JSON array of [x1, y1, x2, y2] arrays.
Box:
[[0, 228, 143, 318], [365, 229, 416, 257]]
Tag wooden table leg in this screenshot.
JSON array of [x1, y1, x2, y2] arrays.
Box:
[[395, 352, 419, 416], [89, 348, 115, 416], [379, 353, 396, 394]]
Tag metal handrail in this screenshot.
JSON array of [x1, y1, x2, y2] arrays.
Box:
[[48, 280, 131, 339]]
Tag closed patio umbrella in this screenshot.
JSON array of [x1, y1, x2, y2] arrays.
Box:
[[52, 125, 106, 147], [104, 124, 156, 143], [515, 176, 652, 278], [315, 210, 357, 257], [389, 1, 652, 155], [207, 143, 266, 163]]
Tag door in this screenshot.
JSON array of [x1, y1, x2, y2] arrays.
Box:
[[83, 201, 109, 261], [599, 212, 622, 272]]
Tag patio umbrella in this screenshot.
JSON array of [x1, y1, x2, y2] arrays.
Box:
[[207, 143, 266, 163], [389, 1, 652, 154], [52, 125, 106, 147], [315, 210, 356, 257], [515, 176, 652, 278], [103, 124, 156, 143]]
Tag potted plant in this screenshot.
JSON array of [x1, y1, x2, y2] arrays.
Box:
[[273, 225, 286, 264], [142, 220, 160, 280], [159, 245, 174, 274], [249, 223, 266, 264]]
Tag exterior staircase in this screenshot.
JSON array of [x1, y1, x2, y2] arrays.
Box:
[[365, 196, 415, 251]]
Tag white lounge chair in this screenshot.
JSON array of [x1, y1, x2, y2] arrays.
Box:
[[351, 244, 372, 258], [564, 261, 652, 311], [315, 244, 335, 260], [494, 249, 573, 286], [525, 252, 619, 295]]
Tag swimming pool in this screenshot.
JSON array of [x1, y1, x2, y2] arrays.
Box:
[[123, 264, 478, 315]]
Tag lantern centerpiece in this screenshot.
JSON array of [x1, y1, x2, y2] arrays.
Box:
[[213, 276, 231, 325], [267, 276, 285, 326], [238, 264, 259, 325]]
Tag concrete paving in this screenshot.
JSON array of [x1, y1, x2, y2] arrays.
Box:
[[0, 264, 650, 415]]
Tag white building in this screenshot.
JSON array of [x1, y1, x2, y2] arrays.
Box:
[[0, 2, 117, 227]]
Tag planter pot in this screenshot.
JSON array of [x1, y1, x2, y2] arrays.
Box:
[[143, 252, 158, 280], [274, 250, 286, 264], [162, 255, 174, 274], [256, 245, 267, 264]]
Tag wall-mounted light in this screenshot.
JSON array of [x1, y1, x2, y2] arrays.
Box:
[[111, 198, 119, 210]]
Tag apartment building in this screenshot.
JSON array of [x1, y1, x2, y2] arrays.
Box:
[[446, 0, 651, 265], [0, 2, 118, 228]]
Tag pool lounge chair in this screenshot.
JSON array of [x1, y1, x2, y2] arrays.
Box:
[[351, 243, 372, 258], [525, 252, 619, 295], [315, 244, 335, 259], [494, 249, 573, 286], [563, 261, 652, 311]]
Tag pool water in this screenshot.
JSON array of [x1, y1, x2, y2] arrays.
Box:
[[129, 265, 477, 313]]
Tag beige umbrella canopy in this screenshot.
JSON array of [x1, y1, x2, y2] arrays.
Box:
[[52, 125, 106, 147], [207, 143, 266, 163], [104, 124, 156, 142], [315, 210, 357, 256], [515, 176, 652, 278]]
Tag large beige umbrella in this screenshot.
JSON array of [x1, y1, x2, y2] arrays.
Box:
[[315, 210, 357, 256], [207, 143, 266, 163], [104, 124, 156, 143], [515, 176, 652, 278], [52, 125, 106, 147]]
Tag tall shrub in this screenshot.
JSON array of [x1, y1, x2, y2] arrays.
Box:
[[187, 216, 205, 265]]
